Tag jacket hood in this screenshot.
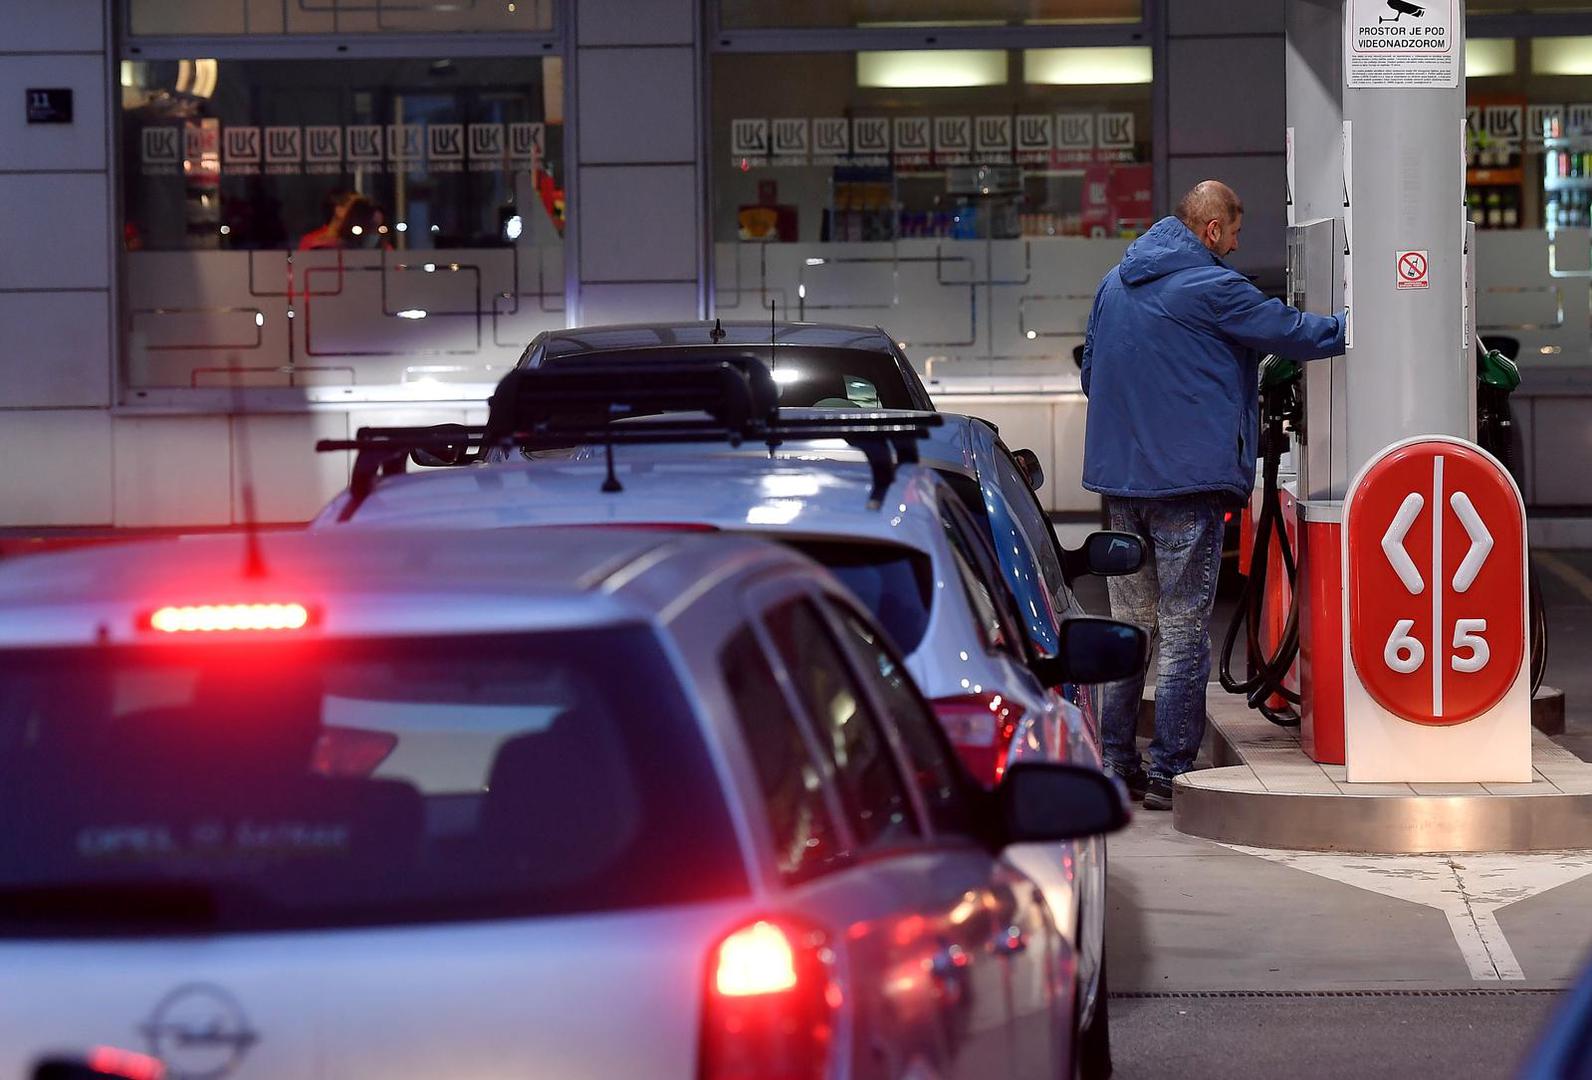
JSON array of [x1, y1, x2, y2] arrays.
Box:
[[1118, 216, 1220, 286]]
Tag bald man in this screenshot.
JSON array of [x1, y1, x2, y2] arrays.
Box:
[[1081, 180, 1347, 810]]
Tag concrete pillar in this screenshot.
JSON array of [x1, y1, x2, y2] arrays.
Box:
[[568, 0, 705, 326], [0, 0, 115, 526], [1164, 0, 1288, 291], [1341, 1, 1473, 475]]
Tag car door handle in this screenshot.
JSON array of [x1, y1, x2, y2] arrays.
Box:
[[990, 925, 1027, 956]]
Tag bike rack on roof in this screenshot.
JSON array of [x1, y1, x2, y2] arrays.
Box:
[[315, 358, 942, 522]]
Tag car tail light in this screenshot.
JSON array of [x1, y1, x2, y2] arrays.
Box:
[[932, 692, 1024, 786], [145, 603, 312, 633], [311, 726, 398, 778], [700, 918, 838, 1080], [85, 1046, 166, 1080]]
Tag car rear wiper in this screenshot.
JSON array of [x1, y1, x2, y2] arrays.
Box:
[[0, 880, 246, 931]]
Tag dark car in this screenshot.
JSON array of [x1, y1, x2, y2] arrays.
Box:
[[517, 320, 937, 411]]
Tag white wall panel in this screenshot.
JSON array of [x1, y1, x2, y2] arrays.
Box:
[[0, 410, 111, 526], [0, 291, 110, 407], [0, 0, 105, 51], [578, 282, 700, 324], [579, 0, 694, 47], [713, 237, 1128, 386], [230, 414, 352, 524], [576, 48, 697, 164], [580, 165, 699, 281], [0, 55, 107, 171], [0, 173, 109, 290], [114, 415, 233, 527], [123, 248, 562, 389]]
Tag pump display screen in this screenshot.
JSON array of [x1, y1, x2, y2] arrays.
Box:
[[0, 628, 744, 934]]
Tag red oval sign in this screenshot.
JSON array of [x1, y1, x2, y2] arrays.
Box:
[[1345, 438, 1525, 726]]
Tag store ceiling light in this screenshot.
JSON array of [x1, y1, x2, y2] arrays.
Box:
[[1024, 46, 1152, 86], [1532, 36, 1592, 76], [1467, 39, 1515, 78], [857, 50, 1008, 89]]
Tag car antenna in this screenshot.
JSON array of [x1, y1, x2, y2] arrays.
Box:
[[709, 317, 726, 344], [228, 359, 269, 579], [769, 298, 777, 376]]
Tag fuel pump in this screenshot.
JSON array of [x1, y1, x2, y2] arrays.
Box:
[[1218, 355, 1305, 725], [1221, 345, 1545, 729]]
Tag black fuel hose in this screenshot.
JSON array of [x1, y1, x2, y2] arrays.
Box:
[[1217, 430, 1302, 726], [1480, 405, 1548, 696]]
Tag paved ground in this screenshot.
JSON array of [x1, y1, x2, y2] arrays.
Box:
[[1108, 994, 1561, 1079], [1062, 532, 1592, 1078]]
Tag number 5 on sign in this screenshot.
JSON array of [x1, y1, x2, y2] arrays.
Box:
[[1451, 619, 1489, 672]]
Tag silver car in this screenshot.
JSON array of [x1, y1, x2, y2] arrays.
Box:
[[0, 527, 1138, 1080]]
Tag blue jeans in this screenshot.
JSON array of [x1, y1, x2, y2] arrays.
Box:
[[1100, 493, 1225, 781]]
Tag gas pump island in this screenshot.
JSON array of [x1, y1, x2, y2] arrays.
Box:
[[1175, 0, 1592, 853]]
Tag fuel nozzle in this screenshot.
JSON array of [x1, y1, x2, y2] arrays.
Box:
[[1476, 346, 1521, 469], [1257, 353, 1304, 457]]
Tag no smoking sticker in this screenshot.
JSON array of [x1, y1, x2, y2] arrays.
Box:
[[1396, 249, 1429, 290]]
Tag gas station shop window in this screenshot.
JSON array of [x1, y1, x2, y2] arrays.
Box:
[[119, 57, 566, 393], [124, 0, 553, 36], [718, 0, 1141, 30], [710, 48, 1151, 384]]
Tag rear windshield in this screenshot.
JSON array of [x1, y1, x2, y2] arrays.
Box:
[[545, 347, 919, 410], [0, 628, 744, 935], [785, 540, 934, 655]]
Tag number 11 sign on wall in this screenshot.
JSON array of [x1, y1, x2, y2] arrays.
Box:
[[1342, 436, 1532, 783]]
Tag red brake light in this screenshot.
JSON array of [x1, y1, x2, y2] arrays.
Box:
[[701, 918, 837, 1080], [311, 726, 398, 778], [146, 603, 312, 633], [932, 692, 1024, 787], [86, 1046, 166, 1080]]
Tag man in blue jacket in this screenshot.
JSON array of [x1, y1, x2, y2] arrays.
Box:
[[1081, 180, 1345, 810]]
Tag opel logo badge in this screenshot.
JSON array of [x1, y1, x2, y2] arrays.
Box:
[[139, 983, 259, 1080]]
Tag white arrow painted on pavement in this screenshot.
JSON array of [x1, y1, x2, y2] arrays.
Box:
[[1220, 845, 1592, 981], [1382, 491, 1426, 595], [1449, 491, 1494, 593]]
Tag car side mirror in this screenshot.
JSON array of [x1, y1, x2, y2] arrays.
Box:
[[1011, 448, 1046, 492], [1028, 616, 1148, 687], [999, 762, 1130, 843], [1061, 530, 1144, 578]]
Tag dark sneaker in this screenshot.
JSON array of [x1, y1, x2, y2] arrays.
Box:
[[1143, 776, 1175, 811], [1109, 765, 1150, 800]]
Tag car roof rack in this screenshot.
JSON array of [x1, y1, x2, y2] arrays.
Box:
[[316, 358, 941, 521]]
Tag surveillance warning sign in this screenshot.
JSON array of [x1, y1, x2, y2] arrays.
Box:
[[1346, 0, 1456, 89]]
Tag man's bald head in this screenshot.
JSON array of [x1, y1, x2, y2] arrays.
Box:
[[1175, 180, 1244, 257]]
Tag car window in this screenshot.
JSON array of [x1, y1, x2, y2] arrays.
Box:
[[830, 605, 976, 837], [0, 629, 746, 935], [543, 347, 919, 409], [991, 445, 1078, 618], [720, 626, 846, 883], [784, 539, 933, 655], [765, 599, 919, 849], [939, 493, 1023, 658]]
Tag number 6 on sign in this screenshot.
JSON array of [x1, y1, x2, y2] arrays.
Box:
[[1384, 619, 1425, 674], [1451, 619, 1490, 672]]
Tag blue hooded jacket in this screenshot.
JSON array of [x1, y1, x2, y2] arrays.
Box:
[[1080, 216, 1345, 503]]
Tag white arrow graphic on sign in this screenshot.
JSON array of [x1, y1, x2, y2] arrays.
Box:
[[1449, 492, 1494, 592], [1382, 492, 1427, 594]]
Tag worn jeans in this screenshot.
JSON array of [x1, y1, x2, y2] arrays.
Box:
[[1100, 493, 1226, 781]]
